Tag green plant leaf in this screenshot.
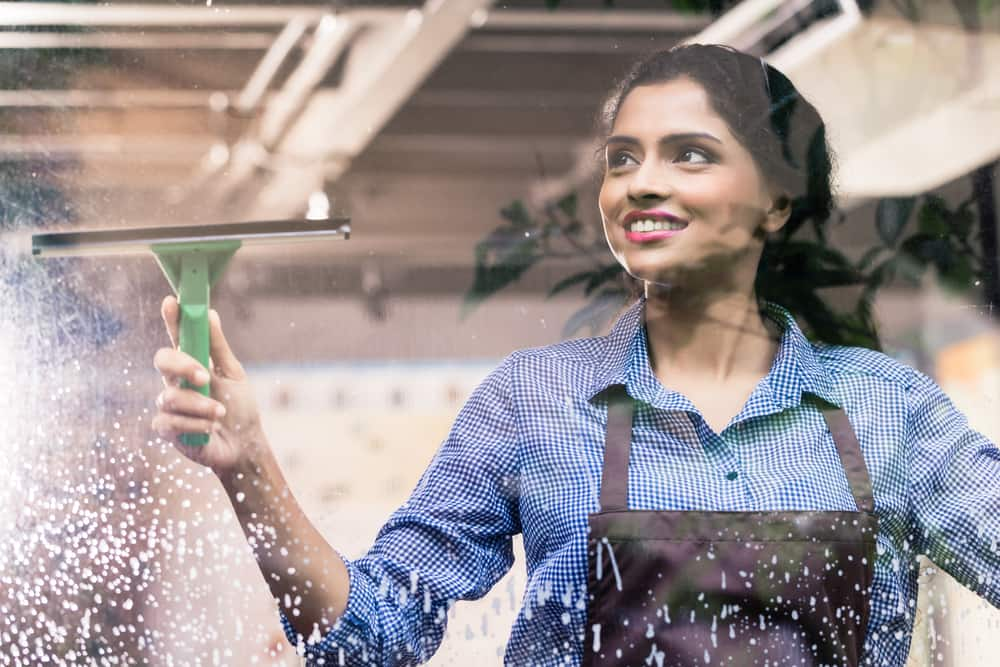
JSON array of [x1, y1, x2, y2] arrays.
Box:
[[811, 216, 829, 245], [953, 204, 975, 239], [875, 197, 915, 247], [548, 270, 595, 297], [499, 200, 534, 228], [780, 240, 856, 267], [555, 192, 578, 219], [936, 250, 975, 294], [462, 227, 541, 317], [760, 240, 862, 288], [799, 269, 865, 288], [866, 257, 898, 295], [563, 219, 583, 237], [901, 233, 950, 265], [854, 293, 878, 337], [857, 246, 884, 271], [547, 264, 623, 298], [917, 195, 950, 237], [895, 234, 944, 285], [584, 264, 625, 295]]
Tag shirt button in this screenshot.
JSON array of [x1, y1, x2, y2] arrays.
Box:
[[726, 471, 739, 481]]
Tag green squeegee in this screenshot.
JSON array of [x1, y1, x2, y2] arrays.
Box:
[[32, 218, 351, 446]]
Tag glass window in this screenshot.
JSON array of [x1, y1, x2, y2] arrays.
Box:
[[2, 1, 999, 664]]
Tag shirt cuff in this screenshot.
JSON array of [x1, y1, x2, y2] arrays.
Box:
[[278, 549, 380, 664]]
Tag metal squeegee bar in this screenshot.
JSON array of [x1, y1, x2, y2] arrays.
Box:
[[32, 218, 351, 257]]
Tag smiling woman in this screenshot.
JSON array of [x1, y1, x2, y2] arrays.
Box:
[[595, 45, 831, 435], [598, 44, 833, 313], [600, 78, 790, 296], [150, 44, 1000, 667]]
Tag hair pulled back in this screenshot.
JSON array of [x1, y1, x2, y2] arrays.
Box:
[[595, 46, 879, 346], [599, 43, 835, 235]]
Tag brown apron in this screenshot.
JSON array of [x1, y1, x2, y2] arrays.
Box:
[[583, 385, 879, 666]]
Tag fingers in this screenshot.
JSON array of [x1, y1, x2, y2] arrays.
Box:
[[154, 346, 210, 388], [161, 295, 179, 348], [156, 386, 227, 421], [208, 309, 245, 379], [154, 295, 238, 446], [160, 296, 243, 380], [151, 412, 217, 440]]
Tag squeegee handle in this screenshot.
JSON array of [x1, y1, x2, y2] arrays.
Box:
[[177, 252, 212, 447], [151, 240, 241, 448], [179, 303, 211, 397]]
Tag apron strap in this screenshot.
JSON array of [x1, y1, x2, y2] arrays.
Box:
[[819, 404, 876, 514], [599, 384, 634, 512], [599, 385, 875, 514]]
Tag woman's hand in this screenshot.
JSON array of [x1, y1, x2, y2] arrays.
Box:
[[152, 295, 264, 474], [152, 296, 353, 636]]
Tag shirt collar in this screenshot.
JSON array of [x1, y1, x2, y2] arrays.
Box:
[[584, 298, 642, 400], [759, 302, 838, 409], [584, 297, 838, 410]]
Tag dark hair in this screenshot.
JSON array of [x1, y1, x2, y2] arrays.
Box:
[[599, 44, 836, 300]]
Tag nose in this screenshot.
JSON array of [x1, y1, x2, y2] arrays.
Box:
[[626, 159, 673, 203]]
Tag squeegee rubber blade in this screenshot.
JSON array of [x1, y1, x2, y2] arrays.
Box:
[[151, 240, 242, 447], [31, 217, 349, 257]]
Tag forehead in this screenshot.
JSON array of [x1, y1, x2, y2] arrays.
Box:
[[611, 78, 733, 140]]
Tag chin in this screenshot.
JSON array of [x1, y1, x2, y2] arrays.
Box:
[[617, 253, 684, 284]]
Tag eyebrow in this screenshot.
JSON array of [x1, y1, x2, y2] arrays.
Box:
[[603, 132, 723, 148]]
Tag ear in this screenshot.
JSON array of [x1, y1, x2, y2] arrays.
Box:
[[762, 192, 791, 233]]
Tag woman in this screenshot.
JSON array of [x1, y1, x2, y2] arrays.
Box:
[[152, 45, 1000, 666]]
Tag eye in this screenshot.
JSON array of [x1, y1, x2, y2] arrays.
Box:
[[606, 149, 638, 169], [676, 147, 712, 165]]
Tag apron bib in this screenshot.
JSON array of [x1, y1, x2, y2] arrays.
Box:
[[583, 386, 879, 666]]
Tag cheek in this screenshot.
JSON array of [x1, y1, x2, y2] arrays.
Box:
[[682, 175, 764, 223]]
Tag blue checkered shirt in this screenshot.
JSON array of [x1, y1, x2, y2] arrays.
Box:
[[281, 297, 1000, 665]]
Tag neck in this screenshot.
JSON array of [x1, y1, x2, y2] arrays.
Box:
[[643, 283, 779, 382]]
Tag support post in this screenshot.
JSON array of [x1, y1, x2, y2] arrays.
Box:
[[973, 162, 999, 319]]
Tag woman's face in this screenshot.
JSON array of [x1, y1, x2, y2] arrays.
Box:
[[598, 77, 788, 292]]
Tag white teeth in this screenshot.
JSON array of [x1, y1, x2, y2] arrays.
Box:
[[628, 218, 685, 232]]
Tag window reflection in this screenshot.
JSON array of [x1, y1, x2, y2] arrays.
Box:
[[1, 1, 999, 665]]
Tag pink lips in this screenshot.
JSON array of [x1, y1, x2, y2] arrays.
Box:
[[622, 210, 689, 244]]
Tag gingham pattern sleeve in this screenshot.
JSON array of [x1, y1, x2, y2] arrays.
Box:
[[269, 298, 1000, 666], [280, 353, 522, 665], [906, 369, 1000, 604]]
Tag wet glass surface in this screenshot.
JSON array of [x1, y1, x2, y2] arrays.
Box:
[[1, 1, 999, 665]]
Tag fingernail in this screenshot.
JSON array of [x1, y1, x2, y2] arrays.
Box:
[[195, 370, 210, 385], [215, 404, 226, 418]]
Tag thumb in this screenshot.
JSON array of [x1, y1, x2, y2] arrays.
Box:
[[208, 309, 245, 379], [161, 295, 180, 348]]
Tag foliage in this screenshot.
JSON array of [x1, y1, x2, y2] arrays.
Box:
[[483, 0, 995, 348], [464, 188, 987, 348], [463, 192, 629, 338]]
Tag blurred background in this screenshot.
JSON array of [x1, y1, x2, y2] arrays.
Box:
[[0, 0, 998, 664]]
